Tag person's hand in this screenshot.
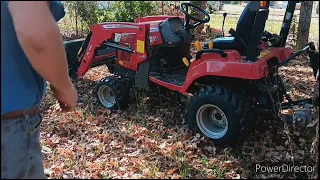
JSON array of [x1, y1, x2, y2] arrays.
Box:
[[50, 81, 78, 113]]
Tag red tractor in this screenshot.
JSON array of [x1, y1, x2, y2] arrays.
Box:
[[65, 1, 319, 146]]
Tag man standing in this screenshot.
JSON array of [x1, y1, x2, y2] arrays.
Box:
[[1, 1, 78, 178]]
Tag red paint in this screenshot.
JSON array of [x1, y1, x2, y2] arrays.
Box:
[[148, 48, 294, 93], [77, 22, 150, 77], [77, 16, 180, 77], [149, 76, 183, 92], [76, 16, 295, 95], [120, 20, 164, 46], [181, 48, 293, 92], [259, 41, 269, 49]]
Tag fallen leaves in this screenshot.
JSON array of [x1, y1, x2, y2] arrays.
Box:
[[38, 40, 318, 179], [132, 173, 143, 179], [171, 174, 183, 179], [222, 160, 235, 170], [275, 145, 287, 151], [225, 172, 241, 179], [126, 149, 142, 157], [42, 146, 52, 154], [167, 167, 179, 175]]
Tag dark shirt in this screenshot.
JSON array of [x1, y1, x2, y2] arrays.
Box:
[[1, 1, 66, 115]]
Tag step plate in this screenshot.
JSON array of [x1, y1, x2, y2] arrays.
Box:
[[149, 73, 186, 87]]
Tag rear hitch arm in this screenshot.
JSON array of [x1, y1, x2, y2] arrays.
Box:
[[280, 98, 313, 110], [278, 42, 319, 110], [279, 42, 314, 67]]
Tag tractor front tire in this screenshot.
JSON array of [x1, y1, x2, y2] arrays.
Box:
[[95, 76, 132, 111], [187, 85, 254, 146]]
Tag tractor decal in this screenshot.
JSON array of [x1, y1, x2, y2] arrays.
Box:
[[136, 40, 145, 54]]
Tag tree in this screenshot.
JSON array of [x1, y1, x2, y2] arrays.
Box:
[[62, 1, 100, 36], [296, 1, 313, 49], [112, 1, 158, 22], [190, 1, 207, 32]]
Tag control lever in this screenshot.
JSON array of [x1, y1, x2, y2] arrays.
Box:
[[222, 13, 227, 37]]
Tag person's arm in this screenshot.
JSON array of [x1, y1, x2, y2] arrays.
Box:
[[8, 1, 73, 91]]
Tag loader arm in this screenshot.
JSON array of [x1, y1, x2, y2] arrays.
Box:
[[77, 22, 150, 77]]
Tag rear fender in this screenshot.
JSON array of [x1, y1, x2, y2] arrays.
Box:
[[181, 48, 294, 93], [181, 52, 268, 92]]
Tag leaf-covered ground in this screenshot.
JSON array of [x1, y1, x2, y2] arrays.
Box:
[[42, 34, 319, 179]]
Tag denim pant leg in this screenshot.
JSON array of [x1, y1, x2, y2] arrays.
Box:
[[1, 112, 45, 179]]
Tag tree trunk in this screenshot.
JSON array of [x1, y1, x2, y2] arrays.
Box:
[[75, 2, 79, 37], [296, 1, 313, 49], [81, 20, 83, 36]]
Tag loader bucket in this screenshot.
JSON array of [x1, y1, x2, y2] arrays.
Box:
[[64, 38, 85, 76]]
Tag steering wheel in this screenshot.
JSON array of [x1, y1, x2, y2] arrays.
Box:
[[180, 3, 210, 31]]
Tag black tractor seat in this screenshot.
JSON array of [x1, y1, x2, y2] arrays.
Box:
[[209, 36, 236, 50], [204, 1, 258, 55]]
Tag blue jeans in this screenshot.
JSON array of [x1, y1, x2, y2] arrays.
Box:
[[1, 112, 45, 179]]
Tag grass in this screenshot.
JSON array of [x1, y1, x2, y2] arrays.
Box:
[[212, 164, 228, 178], [208, 13, 319, 42], [209, 14, 283, 34]]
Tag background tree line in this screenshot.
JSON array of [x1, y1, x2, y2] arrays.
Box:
[[62, 1, 317, 49]]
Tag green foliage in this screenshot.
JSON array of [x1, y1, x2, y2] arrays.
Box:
[[190, 1, 198, 16], [62, 1, 100, 33], [60, 1, 158, 34], [76, 2, 100, 27], [189, 1, 206, 19], [112, 1, 158, 22], [98, 7, 115, 23]]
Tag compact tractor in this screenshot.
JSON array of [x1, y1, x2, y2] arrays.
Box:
[[65, 1, 319, 146]]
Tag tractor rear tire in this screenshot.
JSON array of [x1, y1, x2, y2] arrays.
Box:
[[187, 85, 254, 146], [95, 76, 132, 111]]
